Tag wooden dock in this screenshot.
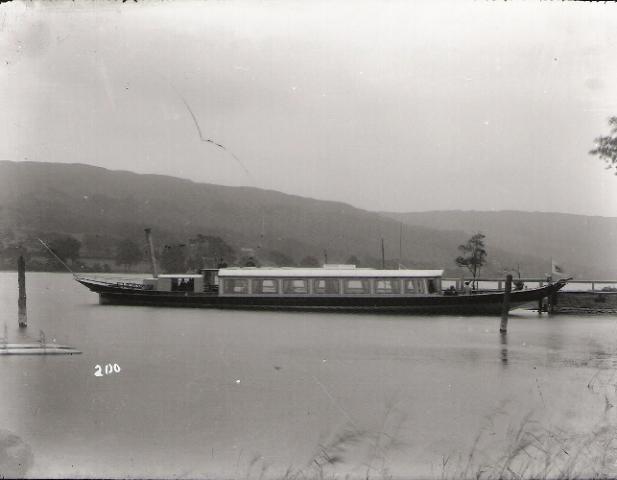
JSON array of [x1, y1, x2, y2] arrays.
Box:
[[444, 277, 617, 314], [549, 291, 617, 314], [0, 343, 82, 355]]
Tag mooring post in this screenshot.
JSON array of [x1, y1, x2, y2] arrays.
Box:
[[500, 274, 512, 333], [548, 292, 557, 314], [144, 228, 158, 278], [17, 255, 27, 328]]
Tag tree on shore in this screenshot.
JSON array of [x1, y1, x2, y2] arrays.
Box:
[[48, 236, 81, 266], [0, 244, 30, 269], [186, 234, 236, 270], [266, 250, 295, 267], [345, 255, 361, 266], [115, 239, 142, 272], [300, 255, 320, 267], [455, 233, 487, 289], [590, 116, 617, 174], [160, 244, 187, 273]]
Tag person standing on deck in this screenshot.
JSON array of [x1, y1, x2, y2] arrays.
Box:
[[463, 281, 472, 295]]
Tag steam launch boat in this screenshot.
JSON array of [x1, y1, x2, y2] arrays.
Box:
[[76, 265, 566, 315]]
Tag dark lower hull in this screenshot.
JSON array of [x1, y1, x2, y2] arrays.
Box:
[[77, 278, 566, 315]]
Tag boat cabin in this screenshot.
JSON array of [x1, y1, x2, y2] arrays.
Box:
[[141, 267, 443, 296], [143, 274, 205, 293], [216, 267, 444, 296]]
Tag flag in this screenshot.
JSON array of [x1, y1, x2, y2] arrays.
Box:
[[551, 259, 565, 277]]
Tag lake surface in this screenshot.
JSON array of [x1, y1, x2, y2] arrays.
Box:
[[2, 272, 617, 479]]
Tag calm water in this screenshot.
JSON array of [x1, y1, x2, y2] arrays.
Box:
[[2, 272, 617, 479]]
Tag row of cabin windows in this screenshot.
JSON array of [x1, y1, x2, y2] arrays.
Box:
[[222, 278, 439, 295]]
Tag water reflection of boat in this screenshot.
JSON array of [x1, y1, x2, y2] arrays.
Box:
[[76, 266, 567, 315]]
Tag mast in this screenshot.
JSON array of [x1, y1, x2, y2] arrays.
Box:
[[144, 228, 159, 278], [399, 223, 403, 269]]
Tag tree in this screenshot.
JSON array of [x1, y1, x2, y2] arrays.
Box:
[[300, 255, 320, 267], [83, 234, 115, 257], [455, 233, 487, 289], [186, 234, 236, 270], [590, 117, 617, 174], [345, 255, 361, 266], [160, 244, 187, 273], [0, 244, 29, 269], [238, 255, 260, 267], [48, 236, 81, 265], [115, 239, 142, 271], [266, 250, 295, 267]]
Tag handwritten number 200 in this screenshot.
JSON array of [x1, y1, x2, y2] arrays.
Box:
[[94, 363, 121, 377]]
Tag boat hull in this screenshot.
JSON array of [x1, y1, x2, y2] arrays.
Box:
[[77, 278, 566, 315]]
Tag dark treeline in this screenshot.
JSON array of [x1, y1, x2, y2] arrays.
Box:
[[0, 230, 377, 274]]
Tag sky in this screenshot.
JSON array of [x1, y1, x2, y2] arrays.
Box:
[[1, 0, 617, 217]]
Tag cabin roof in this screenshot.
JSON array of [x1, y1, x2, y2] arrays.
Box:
[[217, 268, 444, 278], [157, 274, 203, 279]]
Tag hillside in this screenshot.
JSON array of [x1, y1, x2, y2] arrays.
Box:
[[383, 210, 617, 279], [0, 161, 598, 276]]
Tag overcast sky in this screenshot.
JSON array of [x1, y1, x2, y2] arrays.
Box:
[[1, 1, 617, 216]]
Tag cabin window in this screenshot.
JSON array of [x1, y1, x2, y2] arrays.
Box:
[[343, 279, 370, 294], [313, 278, 340, 294], [374, 278, 401, 294], [252, 279, 279, 294], [171, 278, 195, 292], [282, 279, 309, 294], [404, 279, 426, 294], [223, 278, 249, 294]]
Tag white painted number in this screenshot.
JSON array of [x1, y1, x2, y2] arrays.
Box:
[[94, 363, 121, 377]]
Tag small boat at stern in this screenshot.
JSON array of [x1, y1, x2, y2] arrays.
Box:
[[76, 265, 567, 315]]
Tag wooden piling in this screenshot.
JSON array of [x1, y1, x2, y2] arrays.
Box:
[[548, 292, 557, 314], [17, 255, 27, 328], [500, 331, 508, 365], [500, 274, 512, 333]]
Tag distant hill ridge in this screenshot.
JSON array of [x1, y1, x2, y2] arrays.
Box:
[[383, 210, 617, 279], [0, 160, 614, 277]]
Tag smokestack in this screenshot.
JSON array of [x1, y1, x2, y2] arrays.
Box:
[[144, 228, 158, 278]]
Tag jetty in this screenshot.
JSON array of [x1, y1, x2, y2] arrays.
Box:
[[0, 343, 82, 356], [445, 277, 617, 314]]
